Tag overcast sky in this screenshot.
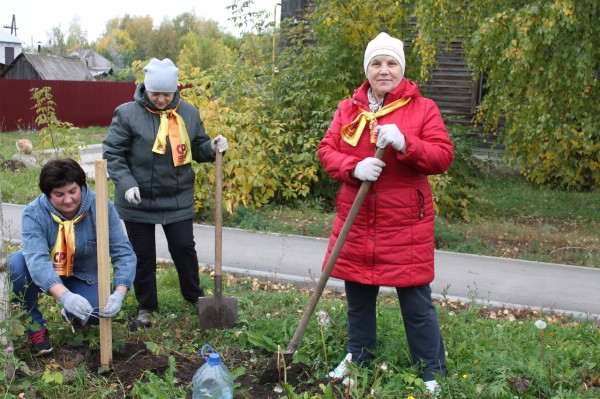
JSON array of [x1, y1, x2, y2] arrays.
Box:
[[1, 0, 278, 47]]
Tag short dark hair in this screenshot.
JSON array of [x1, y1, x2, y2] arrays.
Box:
[[39, 158, 87, 196]]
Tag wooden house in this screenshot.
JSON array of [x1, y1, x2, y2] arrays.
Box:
[[0, 52, 93, 81], [69, 48, 115, 78], [280, 1, 486, 135]]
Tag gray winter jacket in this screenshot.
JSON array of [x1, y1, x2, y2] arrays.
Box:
[[103, 83, 215, 224]]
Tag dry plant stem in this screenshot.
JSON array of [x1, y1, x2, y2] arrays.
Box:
[[277, 345, 288, 385], [370, 363, 382, 393], [320, 327, 328, 366], [540, 330, 545, 362]]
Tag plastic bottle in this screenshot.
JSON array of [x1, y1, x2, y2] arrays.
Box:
[[192, 344, 234, 399]]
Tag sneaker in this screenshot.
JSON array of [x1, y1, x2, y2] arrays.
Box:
[[130, 310, 152, 331], [328, 353, 352, 380], [28, 327, 52, 356], [424, 380, 442, 396], [61, 308, 90, 333]]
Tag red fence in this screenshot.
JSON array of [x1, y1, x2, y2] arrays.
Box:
[[0, 79, 137, 132]]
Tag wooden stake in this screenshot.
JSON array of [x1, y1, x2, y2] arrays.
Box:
[[95, 160, 112, 367]]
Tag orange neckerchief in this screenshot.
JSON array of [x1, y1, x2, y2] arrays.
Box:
[[146, 103, 192, 166], [340, 98, 411, 146], [50, 212, 87, 277]]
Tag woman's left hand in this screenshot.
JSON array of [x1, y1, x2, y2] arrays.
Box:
[[211, 135, 229, 153], [99, 291, 126, 318], [376, 124, 406, 153]]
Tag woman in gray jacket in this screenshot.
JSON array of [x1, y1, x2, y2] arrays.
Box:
[[103, 58, 228, 330]]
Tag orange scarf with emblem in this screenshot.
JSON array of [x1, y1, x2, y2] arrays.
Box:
[[146, 103, 192, 166], [50, 212, 87, 277]]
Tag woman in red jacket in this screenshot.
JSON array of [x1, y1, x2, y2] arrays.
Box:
[[318, 32, 454, 395]]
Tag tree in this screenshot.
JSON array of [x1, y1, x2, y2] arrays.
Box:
[[413, 0, 600, 190], [96, 29, 137, 69], [65, 17, 89, 52], [46, 26, 67, 55], [177, 32, 233, 72]]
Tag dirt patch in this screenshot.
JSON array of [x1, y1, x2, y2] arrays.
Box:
[[25, 342, 332, 398]]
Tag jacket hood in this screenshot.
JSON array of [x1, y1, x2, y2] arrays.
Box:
[[353, 78, 421, 106], [39, 183, 95, 220], [134, 82, 181, 111]]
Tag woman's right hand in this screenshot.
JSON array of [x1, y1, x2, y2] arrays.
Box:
[[59, 291, 93, 322], [353, 157, 386, 181], [125, 187, 141, 205]]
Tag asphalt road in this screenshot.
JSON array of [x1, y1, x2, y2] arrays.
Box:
[[3, 202, 600, 322]]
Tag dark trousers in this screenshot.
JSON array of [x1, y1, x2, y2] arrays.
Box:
[[345, 281, 446, 381], [125, 219, 204, 311]]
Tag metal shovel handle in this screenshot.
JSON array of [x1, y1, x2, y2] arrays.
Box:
[[285, 146, 387, 353]]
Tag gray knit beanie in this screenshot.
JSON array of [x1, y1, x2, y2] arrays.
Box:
[[143, 58, 179, 92]]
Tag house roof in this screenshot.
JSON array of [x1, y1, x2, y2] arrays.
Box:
[[0, 29, 23, 44], [15, 53, 92, 80], [69, 48, 114, 77], [69, 49, 113, 68]]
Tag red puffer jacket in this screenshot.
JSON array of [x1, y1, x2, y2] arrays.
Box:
[[318, 79, 454, 287]]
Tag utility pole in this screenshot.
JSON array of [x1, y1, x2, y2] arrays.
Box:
[[3, 14, 18, 36]]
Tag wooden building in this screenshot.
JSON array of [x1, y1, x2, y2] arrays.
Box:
[[0, 52, 92, 81], [0, 29, 22, 66], [280, 1, 485, 134], [69, 49, 115, 78]]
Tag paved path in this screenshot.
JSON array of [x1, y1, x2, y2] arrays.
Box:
[[3, 203, 600, 322]]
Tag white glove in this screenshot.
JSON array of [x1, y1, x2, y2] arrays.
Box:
[[353, 157, 386, 181], [125, 187, 141, 205], [59, 291, 93, 323], [376, 124, 406, 153], [211, 135, 229, 153], [99, 290, 125, 318]]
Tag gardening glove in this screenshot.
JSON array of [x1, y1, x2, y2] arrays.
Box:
[[124, 187, 141, 205], [353, 157, 386, 181], [99, 291, 125, 318], [376, 124, 406, 153], [59, 291, 93, 324], [211, 135, 229, 153]]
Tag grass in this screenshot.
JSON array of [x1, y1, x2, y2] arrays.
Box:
[[1, 127, 599, 397], [1, 128, 599, 267], [2, 265, 599, 398]]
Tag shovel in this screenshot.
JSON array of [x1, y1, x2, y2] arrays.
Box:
[[197, 150, 238, 330], [259, 146, 386, 384]]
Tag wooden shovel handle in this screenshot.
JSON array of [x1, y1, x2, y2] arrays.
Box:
[[286, 146, 387, 353], [215, 150, 223, 296]]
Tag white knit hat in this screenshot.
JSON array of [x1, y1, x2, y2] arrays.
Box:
[[144, 58, 179, 92], [363, 32, 406, 76]]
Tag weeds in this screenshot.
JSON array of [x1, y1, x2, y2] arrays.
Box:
[[2, 263, 599, 398]]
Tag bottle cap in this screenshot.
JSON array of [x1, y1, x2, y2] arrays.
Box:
[[201, 344, 222, 366], [207, 352, 221, 366]]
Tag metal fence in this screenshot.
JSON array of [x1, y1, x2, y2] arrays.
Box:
[[0, 79, 136, 132]]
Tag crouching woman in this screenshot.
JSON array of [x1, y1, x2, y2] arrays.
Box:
[[9, 158, 136, 355]]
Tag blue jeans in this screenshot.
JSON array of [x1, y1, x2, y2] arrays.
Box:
[[9, 251, 100, 331]]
